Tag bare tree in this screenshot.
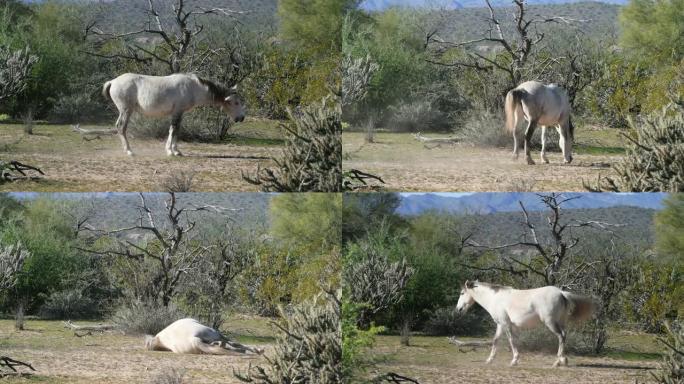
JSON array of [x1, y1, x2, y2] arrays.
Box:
[[0, 243, 34, 378], [466, 193, 623, 286], [83, 193, 231, 306], [86, 0, 245, 75], [0, 46, 38, 103], [428, 0, 587, 93]]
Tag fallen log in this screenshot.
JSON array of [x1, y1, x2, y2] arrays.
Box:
[[71, 124, 116, 136], [0, 160, 44, 181], [446, 336, 491, 352], [63, 320, 116, 332], [412, 132, 459, 145], [0, 356, 35, 378]]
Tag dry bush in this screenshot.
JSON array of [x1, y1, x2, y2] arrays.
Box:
[[652, 321, 684, 384], [111, 300, 184, 335], [243, 97, 341, 192], [588, 104, 684, 192], [234, 293, 341, 383], [159, 171, 195, 193], [151, 368, 185, 384]]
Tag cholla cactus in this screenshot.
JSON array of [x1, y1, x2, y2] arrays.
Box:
[[0, 242, 29, 292], [243, 97, 342, 192], [652, 321, 684, 384], [590, 104, 684, 192], [344, 252, 414, 328], [0, 46, 38, 102], [342, 55, 379, 107], [234, 292, 342, 383]]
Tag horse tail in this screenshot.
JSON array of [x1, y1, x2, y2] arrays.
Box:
[[561, 291, 594, 323], [102, 81, 112, 102], [504, 88, 524, 135]]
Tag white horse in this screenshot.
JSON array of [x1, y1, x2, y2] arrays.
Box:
[[145, 318, 263, 355], [505, 81, 574, 165], [103, 73, 245, 156], [456, 280, 593, 367]]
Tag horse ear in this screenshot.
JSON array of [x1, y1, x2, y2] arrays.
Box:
[[465, 280, 474, 289]]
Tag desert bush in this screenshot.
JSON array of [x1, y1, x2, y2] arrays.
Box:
[[159, 171, 195, 193], [111, 300, 184, 335], [385, 99, 449, 133], [423, 307, 492, 337], [458, 109, 560, 150], [589, 103, 684, 192], [243, 96, 341, 192], [49, 92, 110, 124], [234, 293, 342, 383], [652, 321, 684, 384], [39, 289, 97, 320], [151, 369, 185, 384]]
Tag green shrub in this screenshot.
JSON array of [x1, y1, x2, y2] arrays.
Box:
[[111, 300, 184, 335], [39, 289, 98, 320]]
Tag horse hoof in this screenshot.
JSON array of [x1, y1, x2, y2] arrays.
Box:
[[542, 157, 549, 164], [510, 360, 519, 367], [526, 158, 535, 165], [173, 151, 183, 157], [485, 358, 494, 364], [126, 150, 134, 156]]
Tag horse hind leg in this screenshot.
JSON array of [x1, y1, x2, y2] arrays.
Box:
[[557, 123, 573, 164], [506, 327, 520, 366], [116, 111, 133, 156], [166, 114, 183, 156], [524, 120, 537, 165], [512, 108, 522, 160], [547, 321, 568, 367], [540, 126, 549, 164]]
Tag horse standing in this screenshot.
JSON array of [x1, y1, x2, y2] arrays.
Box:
[[456, 280, 593, 367], [103, 73, 245, 156], [505, 81, 574, 165]]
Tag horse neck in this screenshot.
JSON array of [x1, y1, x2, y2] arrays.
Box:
[[469, 286, 500, 315], [192, 80, 221, 107]]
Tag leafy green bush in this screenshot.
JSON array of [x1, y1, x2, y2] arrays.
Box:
[[652, 321, 684, 384], [423, 307, 491, 337]]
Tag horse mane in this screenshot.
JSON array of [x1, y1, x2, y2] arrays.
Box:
[[475, 282, 512, 292], [197, 76, 231, 101]]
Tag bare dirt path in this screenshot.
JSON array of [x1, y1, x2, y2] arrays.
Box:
[[0, 319, 273, 384], [368, 335, 659, 384], [0, 121, 283, 192], [343, 131, 626, 191]]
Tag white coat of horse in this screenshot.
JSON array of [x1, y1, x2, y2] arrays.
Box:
[[505, 81, 574, 165], [103, 73, 245, 156], [456, 280, 593, 367], [145, 318, 263, 355]]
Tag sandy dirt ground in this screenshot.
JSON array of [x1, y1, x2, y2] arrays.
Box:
[[343, 130, 626, 192], [367, 335, 660, 384], [0, 121, 284, 192], [0, 319, 273, 384]]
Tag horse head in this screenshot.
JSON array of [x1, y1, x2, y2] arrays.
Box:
[[222, 85, 245, 123], [456, 280, 476, 313]]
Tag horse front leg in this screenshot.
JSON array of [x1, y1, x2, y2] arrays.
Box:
[[166, 114, 183, 156], [506, 327, 519, 366], [116, 111, 133, 156], [540, 126, 549, 164], [524, 120, 537, 165], [486, 324, 503, 364]]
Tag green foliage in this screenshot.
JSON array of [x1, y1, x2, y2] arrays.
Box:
[[111, 299, 184, 335], [620, 0, 684, 63], [278, 0, 355, 54], [656, 194, 684, 261], [244, 194, 341, 313], [341, 299, 384, 379]]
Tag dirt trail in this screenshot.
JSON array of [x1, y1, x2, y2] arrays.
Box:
[[0, 123, 281, 192], [343, 132, 624, 191]]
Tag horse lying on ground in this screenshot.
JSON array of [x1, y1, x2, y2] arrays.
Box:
[[103, 73, 245, 157], [505, 81, 574, 165], [145, 318, 263, 355], [456, 280, 594, 367]]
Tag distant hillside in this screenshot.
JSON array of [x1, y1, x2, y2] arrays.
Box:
[[421, 2, 621, 42], [360, 0, 627, 10], [397, 192, 666, 215]]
